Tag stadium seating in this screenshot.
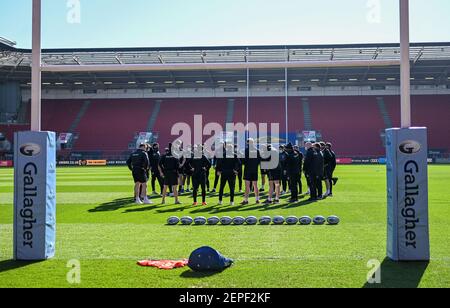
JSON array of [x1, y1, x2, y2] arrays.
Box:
[[0, 99, 86, 140], [0, 124, 30, 144], [41, 99, 84, 133], [73, 99, 155, 151], [152, 98, 228, 145], [1, 95, 449, 157], [231, 97, 247, 126], [384, 95, 450, 151], [308, 96, 386, 156], [248, 97, 285, 129], [287, 97, 306, 136], [234, 97, 295, 142]]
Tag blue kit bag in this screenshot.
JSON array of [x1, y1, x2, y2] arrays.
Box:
[[188, 246, 234, 272]]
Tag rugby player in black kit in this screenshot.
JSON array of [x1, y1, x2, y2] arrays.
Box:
[[285, 143, 302, 203], [293, 145, 304, 195], [211, 142, 224, 193], [304, 143, 324, 201], [314, 143, 325, 199], [264, 145, 282, 204], [241, 138, 261, 205], [182, 145, 193, 193], [189, 144, 211, 206], [234, 144, 244, 193], [323, 142, 338, 197], [216, 143, 241, 206], [303, 142, 316, 200], [149, 143, 163, 195], [279, 145, 288, 195], [159, 144, 181, 205], [127, 144, 152, 205], [203, 144, 213, 192]]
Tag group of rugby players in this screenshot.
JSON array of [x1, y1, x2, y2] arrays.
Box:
[[127, 139, 338, 206]]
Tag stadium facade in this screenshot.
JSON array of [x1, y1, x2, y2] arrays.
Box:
[[1, 40, 449, 163]]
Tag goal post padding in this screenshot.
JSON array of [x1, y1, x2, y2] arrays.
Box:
[[386, 127, 430, 261], [14, 131, 56, 261]]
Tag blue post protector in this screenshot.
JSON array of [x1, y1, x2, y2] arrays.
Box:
[[14, 131, 56, 260], [386, 127, 430, 261]]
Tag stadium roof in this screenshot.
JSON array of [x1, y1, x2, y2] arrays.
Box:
[[1, 42, 450, 88]]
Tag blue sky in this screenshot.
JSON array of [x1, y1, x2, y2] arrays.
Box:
[[1, 0, 449, 48]]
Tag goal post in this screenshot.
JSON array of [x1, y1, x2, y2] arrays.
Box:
[[13, 0, 57, 261], [385, 0, 429, 261]]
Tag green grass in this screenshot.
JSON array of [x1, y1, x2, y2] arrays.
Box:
[[0, 165, 449, 288]]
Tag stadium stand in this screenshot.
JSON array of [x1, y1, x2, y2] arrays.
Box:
[[42, 100, 84, 133], [152, 98, 229, 145], [0, 124, 30, 144], [1, 42, 449, 160], [384, 94, 450, 152], [231, 98, 247, 126], [308, 96, 388, 156], [233, 97, 288, 140], [233, 97, 305, 143], [1, 95, 449, 158], [72, 99, 155, 152], [412, 96, 450, 151], [248, 97, 285, 128], [0, 99, 85, 137], [288, 97, 306, 135]]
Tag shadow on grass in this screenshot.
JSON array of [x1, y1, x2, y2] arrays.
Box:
[[178, 193, 193, 198], [281, 198, 317, 209], [363, 258, 429, 288], [190, 204, 242, 215], [156, 205, 194, 214], [180, 269, 224, 279], [89, 195, 164, 213], [0, 260, 43, 274], [88, 198, 137, 213], [124, 205, 160, 213], [189, 205, 218, 214], [90, 192, 316, 215], [186, 198, 318, 214]]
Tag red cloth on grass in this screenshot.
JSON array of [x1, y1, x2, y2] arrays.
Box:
[[137, 259, 188, 270]]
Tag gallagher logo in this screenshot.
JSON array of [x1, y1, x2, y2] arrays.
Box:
[[399, 140, 421, 155], [20, 143, 42, 157]]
